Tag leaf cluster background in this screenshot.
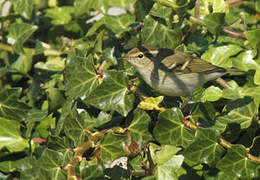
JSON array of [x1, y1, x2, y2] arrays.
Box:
[[0, 0, 260, 179]]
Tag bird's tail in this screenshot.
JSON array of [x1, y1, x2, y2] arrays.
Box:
[[226, 68, 245, 75]]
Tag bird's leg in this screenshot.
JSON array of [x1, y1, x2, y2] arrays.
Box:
[[181, 100, 189, 109], [216, 77, 231, 89], [181, 96, 198, 120], [180, 96, 191, 109]]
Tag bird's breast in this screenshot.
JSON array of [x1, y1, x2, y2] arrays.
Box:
[[138, 68, 210, 97]]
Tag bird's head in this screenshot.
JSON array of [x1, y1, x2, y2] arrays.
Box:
[[121, 46, 158, 69]]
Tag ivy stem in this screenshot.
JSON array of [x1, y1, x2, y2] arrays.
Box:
[[246, 154, 260, 163], [223, 28, 246, 39], [0, 42, 13, 52], [0, 42, 61, 56], [130, 170, 146, 176], [66, 130, 106, 180], [183, 120, 198, 130], [218, 138, 232, 148], [66, 140, 94, 180]]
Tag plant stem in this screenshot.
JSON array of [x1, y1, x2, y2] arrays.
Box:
[[67, 140, 94, 180], [246, 154, 260, 163], [223, 28, 246, 39], [0, 42, 13, 52], [66, 131, 106, 180], [0, 42, 61, 56], [218, 138, 232, 148]]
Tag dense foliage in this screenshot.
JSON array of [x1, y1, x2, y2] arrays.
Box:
[[0, 0, 260, 179]]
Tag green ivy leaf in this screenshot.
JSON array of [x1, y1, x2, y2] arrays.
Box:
[[254, 69, 260, 85], [86, 18, 106, 37], [155, 155, 184, 179], [46, 87, 66, 111], [0, 117, 28, 152], [79, 161, 104, 179], [201, 45, 243, 68], [32, 148, 69, 180], [74, 0, 106, 15], [86, 71, 134, 116], [148, 143, 184, 179], [0, 157, 32, 173], [149, 3, 172, 23], [74, 0, 133, 15], [107, 0, 134, 9], [191, 102, 217, 128], [65, 54, 99, 99], [100, 131, 126, 167], [11, 0, 33, 19], [203, 169, 239, 180], [38, 148, 69, 169], [222, 85, 260, 103], [92, 30, 104, 53], [183, 128, 225, 166], [105, 14, 135, 35], [216, 145, 259, 179], [231, 50, 260, 85], [240, 87, 260, 102], [153, 108, 195, 148], [10, 49, 34, 81], [45, 6, 74, 25], [128, 109, 153, 143], [0, 88, 31, 121], [231, 50, 260, 71], [7, 23, 37, 54], [201, 0, 228, 14], [203, 13, 225, 35], [86, 14, 134, 37], [216, 97, 259, 129], [256, 0, 260, 12], [47, 136, 74, 152], [244, 29, 260, 49], [201, 86, 223, 102], [63, 108, 95, 146], [34, 56, 65, 72], [151, 144, 181, 165], [141, 16, 182, 49], [134, 0, 154, 21], [25, 109, 48, 138], [35, 113, 56, 138]]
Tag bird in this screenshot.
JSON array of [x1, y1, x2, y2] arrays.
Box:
[[121, 46, 243, 98]]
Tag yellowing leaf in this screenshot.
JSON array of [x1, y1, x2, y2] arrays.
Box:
[[138, 96, 165, 111]]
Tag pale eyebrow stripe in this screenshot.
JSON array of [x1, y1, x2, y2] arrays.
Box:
[[132, 50, 158, 57]]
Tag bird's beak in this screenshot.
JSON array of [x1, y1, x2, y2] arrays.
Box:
[[119, 56, 131, 61]]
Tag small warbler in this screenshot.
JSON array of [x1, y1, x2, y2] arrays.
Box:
[[121, 46, 242, 97]]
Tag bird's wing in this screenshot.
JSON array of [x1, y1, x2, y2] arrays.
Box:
[[161, 51, 225, 74]]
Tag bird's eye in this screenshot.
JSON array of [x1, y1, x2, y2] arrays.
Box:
[[137, 54, 144, 59]]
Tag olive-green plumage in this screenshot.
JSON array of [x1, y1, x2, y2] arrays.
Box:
[[122, 46, 241, 97]]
